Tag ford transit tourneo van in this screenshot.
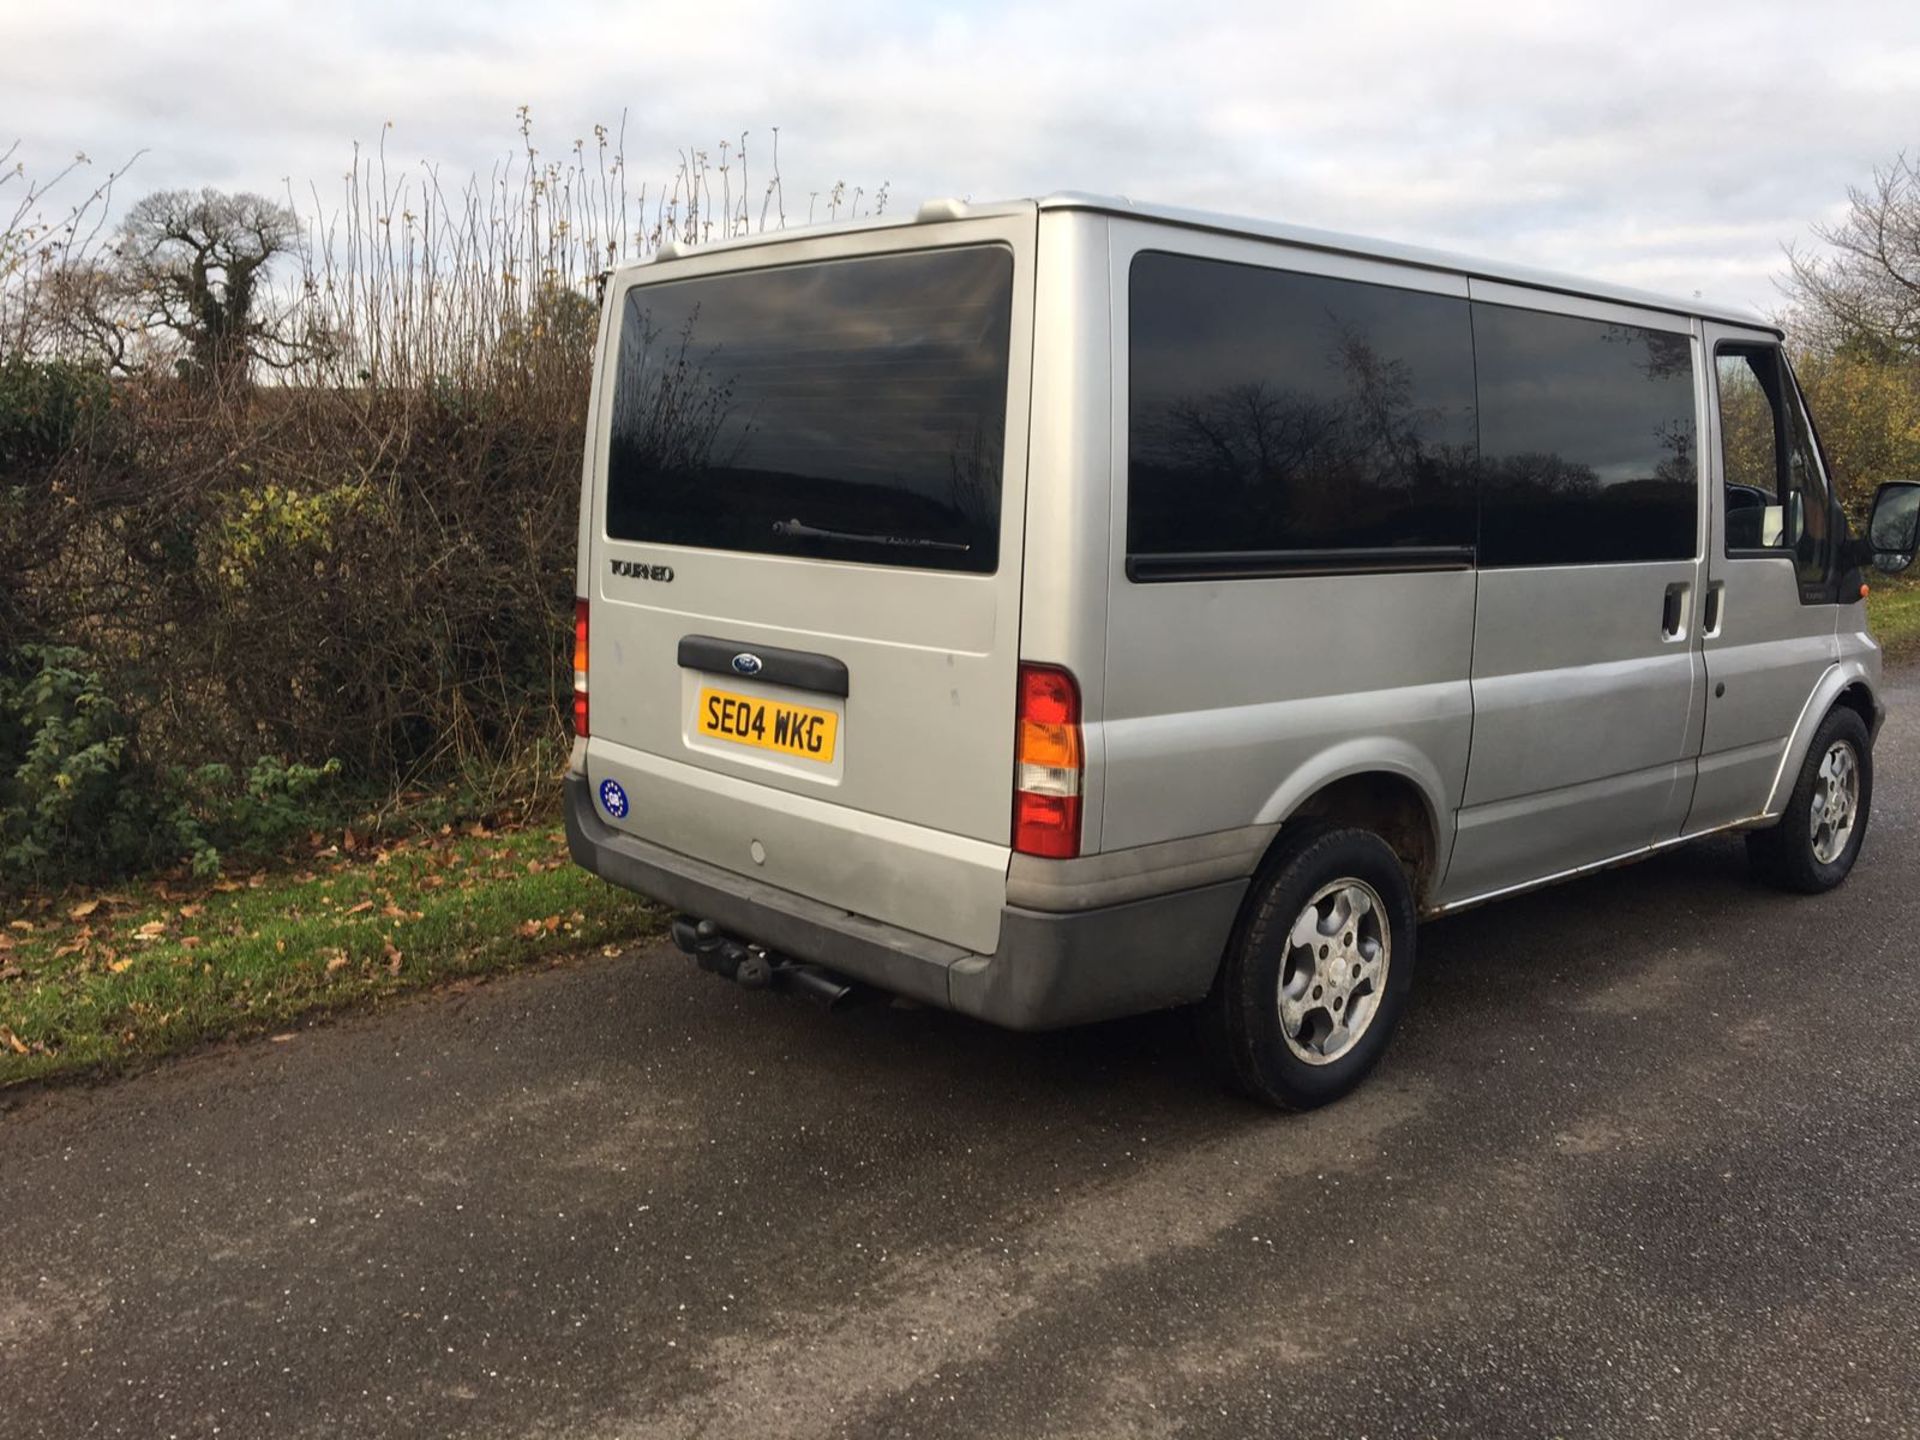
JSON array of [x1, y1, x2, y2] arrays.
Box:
[[566, 195, 1920, 1108]]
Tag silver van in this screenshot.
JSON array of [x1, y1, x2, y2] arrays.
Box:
[[566, 195, 1920, 1108]]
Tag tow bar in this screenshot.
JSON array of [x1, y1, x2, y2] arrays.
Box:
[[669, 916, 867, 1011]]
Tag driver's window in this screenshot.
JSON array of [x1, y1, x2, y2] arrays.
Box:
[[1715, 344, 1832, 591]]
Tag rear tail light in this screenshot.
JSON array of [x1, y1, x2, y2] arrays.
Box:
[[1013, 663, 1082, 859], [572, 598, 589, 738]]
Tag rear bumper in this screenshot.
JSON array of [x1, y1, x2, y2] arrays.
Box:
[[564, 774, 1244, 1030]]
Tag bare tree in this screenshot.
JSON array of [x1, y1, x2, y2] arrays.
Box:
[[0, 143, 140, 361], [34, 258, 142, 371], [115, 188, 301, 385], [1784, 153, 1920, 359]]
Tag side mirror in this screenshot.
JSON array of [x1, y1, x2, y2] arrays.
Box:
[[1867, 481, 1920, 575]]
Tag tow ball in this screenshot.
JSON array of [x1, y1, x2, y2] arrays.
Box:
[[669, 916, 865, 1010]]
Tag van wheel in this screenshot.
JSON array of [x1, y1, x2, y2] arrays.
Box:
[[1746, 707, 1872, 894], [1200, 825, 1417, 1110]]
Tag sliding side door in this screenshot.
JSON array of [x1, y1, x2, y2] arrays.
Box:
[[1440, 287, 1709, 903]]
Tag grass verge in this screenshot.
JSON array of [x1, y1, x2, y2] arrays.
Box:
[[0, 823, 662, 1087], [1868, 574, 1920, 663]]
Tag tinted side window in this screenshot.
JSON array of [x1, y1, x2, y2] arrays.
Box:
[[1128, 252, 1478, 576], [1474, 305, 1698, 567], [1715, 343, 1833, 591]]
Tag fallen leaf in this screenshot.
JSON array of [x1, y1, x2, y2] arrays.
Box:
[[52, 941, 85, 959], [211, 879, 242, 893], [108, 957, 134, 974], [343, 900, 374, 916], [1, 1028, 28, 1054], [517, 919, 544, 939], [0, 933, 13, 952], [343, 827, 360, 853], [466, 822, 491, 838], [178, 904, 203, 919], [270, 1032, 295, 1043], [69, 900, 100, 920], [324, 951, 349, 973], [275, 938, 287, 953], [180, 936, 201, 950], [381, 902, 408, 920], [383, 937, 404, 975], [600, 945, 622, 959], [135, 920, 169, 939], [7, 920, 33, 933]]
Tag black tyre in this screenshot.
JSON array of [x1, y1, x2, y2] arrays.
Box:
[[1746, 706, 1873, 894], [1200, 825, 1418, 1110]]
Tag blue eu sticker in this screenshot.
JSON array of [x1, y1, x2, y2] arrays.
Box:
[[598, 778, 630, 820]]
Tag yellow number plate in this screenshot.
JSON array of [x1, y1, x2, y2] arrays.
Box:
[[697, 687, 839, 762]]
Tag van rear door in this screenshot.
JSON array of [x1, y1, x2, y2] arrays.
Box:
[[582, 212, 1036, 953]]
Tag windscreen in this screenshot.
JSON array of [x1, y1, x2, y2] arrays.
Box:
[[605, 245, 1014, 574]]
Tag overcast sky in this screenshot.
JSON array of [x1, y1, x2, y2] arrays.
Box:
[[5, 0, 1916, 314]]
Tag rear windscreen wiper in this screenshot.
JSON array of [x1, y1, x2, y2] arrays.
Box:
[[773, 517, 971, 553]]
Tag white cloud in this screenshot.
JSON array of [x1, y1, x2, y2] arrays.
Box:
[[4, 0, 1916, 311]]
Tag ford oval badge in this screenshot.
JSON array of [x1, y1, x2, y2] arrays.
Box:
[[731, 652, 764, 677]]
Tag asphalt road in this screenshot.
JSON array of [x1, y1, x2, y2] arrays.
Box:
[[7, 679, 1920, 1439]]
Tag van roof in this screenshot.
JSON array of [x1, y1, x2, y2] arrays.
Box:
[[616, 192, 1781, 335]]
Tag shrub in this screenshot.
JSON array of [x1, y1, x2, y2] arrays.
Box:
[[0, 645, 161, 881], [164, 755, 345, 877], [0, 645, 342, 888], [0, 356, 111, 471]]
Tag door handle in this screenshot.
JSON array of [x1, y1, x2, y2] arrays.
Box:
[[1702, 581, 1725, 638], [1661, 582, 1690, 641]]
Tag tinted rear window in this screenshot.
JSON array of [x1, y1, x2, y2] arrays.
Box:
[[1473, 305, 1698, 567], [1127, 251, 1480, 573], [606, 246, 1014, 574]]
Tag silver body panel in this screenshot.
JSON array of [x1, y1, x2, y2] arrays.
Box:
[[1097, 219, 1473, 873], [1443, 559, 1706, 900], [574, 195, 1883, 1020]]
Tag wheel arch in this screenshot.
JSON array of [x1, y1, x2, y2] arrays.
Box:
[[1832, 680, 1880, 738], [1764, 663, 1883, 819], [1253, 751, 1450, 907]]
